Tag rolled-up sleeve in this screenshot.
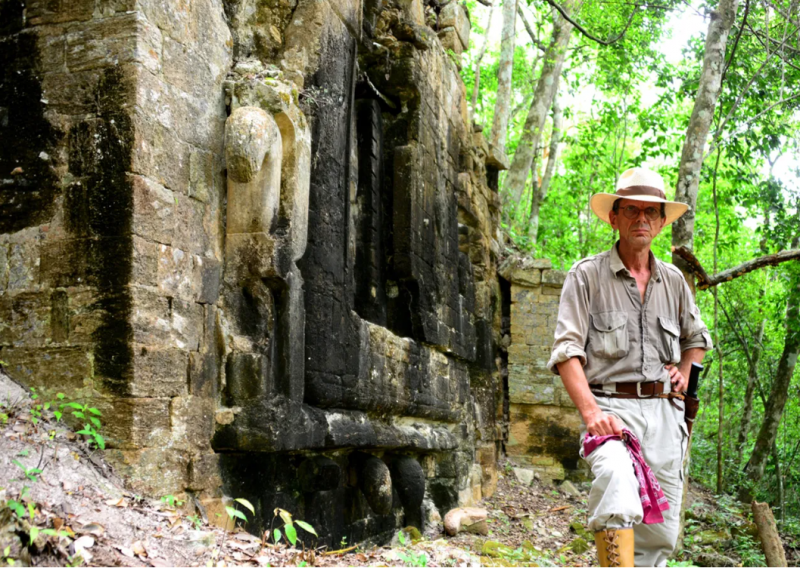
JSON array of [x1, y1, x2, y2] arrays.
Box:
[[678, 277, 714, 352], [548, 268, 591, 374]]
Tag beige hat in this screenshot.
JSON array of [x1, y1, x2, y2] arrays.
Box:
[[590, 167, 689, 225]]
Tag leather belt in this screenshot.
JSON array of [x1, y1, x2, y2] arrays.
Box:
[[590, 381, 684, 402]]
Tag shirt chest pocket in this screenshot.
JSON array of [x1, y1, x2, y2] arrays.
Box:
[[657, 316, 681, 363], [589, 311, 629, 359]]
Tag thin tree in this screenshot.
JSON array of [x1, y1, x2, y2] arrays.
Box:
[[490, 0, 520, 154], [711, 149, 724, 494], [471, 2, 498, 112], [671, 0, 741, 288], [505, 2, 574, 204], [527, 90, 563, 244], [742, 252, 800, 498]]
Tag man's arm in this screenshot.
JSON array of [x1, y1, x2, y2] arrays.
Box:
[[557, 357, 623, 436]]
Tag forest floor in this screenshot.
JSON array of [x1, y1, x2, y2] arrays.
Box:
[[1, 373, 798, 567]]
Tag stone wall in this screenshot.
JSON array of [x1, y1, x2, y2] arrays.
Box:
[[0, 0, 507, 545], [499, 258, 585, 483]]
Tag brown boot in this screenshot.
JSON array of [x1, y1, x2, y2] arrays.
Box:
[[594, 528, 634, 567]]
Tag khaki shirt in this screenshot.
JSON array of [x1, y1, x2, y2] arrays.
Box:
[[547, 242, 713, 384]]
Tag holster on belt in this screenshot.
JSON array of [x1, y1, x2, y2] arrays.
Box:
[[683, 396, 699, 436], [683, 363, 704, 436]]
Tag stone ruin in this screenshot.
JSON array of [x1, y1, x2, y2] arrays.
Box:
[[0, 0, 581, 545]]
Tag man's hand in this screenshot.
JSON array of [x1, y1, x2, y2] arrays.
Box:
[[666, 364, 688, 392], [584, 409, 624, 436]]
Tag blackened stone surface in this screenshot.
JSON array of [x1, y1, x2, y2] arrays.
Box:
[[358, 455, 393, 515], [298, 456, 342, 492], [391, 456, 425, 508], [65, 67, 135, 397], [0, 31, 61, 234]]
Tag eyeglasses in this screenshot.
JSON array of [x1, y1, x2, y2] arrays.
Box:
[[619, 205, 661, 221]]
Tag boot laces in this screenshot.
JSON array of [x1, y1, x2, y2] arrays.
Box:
[[604, 529, 621, 567]]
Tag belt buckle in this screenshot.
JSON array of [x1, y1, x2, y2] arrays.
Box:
[[637, 381, 655, 398]]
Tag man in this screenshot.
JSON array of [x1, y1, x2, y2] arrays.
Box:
[[547, 167, 713, 567]]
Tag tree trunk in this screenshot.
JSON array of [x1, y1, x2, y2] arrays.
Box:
[[752, 501, 788, 567], [506, 5, 573, 205], [712, 150, 723, 495], [471, 2, 497, 111], [737, 318, 765, 470], [527, 91, 563, 244], [670, 0, 740, 289], [743, 273, 800, 491], [772, 442, 785, 525], [490, 0, 519, 153]]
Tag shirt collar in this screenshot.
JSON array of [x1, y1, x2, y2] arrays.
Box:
[[609, 241, 662, 282]]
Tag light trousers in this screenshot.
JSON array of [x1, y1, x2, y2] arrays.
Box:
[[580, 395, 689, 567]]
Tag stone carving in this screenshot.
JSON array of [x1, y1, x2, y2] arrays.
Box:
[[0, 0, 508, 547]]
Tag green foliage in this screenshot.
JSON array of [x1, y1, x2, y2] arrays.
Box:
[[396, 531, 428, 567], [269, 507, 318, 548], [187, 514, 203, 530], [62, 400, 105, 450], [160, 494, 184, 508]]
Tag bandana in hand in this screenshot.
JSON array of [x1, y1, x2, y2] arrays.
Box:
[[583, 428, 670, 524]]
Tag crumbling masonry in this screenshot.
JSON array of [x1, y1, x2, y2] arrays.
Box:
[[0, 0, 582, 544]]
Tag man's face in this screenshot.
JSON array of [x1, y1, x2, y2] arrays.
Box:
[[609, 198, 666, 249]]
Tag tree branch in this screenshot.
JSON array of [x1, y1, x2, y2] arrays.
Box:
[[671, 246, 800, 289], [541, 0, 637, 45], [517, 4, 548, 51], [721, 0, 749, 83]]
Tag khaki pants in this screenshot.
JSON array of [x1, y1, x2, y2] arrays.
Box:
[[580, 395, 689, 567]]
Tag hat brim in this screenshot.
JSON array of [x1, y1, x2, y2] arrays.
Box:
[[590, 193, 689, 226]]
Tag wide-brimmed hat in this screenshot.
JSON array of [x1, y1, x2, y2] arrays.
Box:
[[590, 167, 689, 225]]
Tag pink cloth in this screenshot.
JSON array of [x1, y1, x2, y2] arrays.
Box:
[[583, 428, 670, 524]]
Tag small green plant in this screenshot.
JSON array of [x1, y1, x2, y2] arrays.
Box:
[[62, 401, 105, 449], [11, 459, 42, 482], [225, 498, 255, 530], [339, 535, 348, 548], [187, 514, 203, 530], [3, 544, 15, 566], [160, 494, 185, 508], [270, 508, 317, 547], [396, 531, 428, 567]]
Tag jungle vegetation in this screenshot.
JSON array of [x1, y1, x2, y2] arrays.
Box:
[[461, 0, 800, 551]]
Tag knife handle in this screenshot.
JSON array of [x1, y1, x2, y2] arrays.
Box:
[[686, 362, 703, 398]]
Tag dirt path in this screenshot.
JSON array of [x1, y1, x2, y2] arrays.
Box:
[[4, 372, 797, 567]]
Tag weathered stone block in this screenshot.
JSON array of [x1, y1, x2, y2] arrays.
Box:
[[171, 395, 214, 449], [189, 149, 214, 203], [132, 174, 175, 245], [0, 346, 91, 392], [507, 403, 582, 476], [65, 13, 160, 74], [439, 2, 470, 49], [132, 235, 159, 286], [437, 27, 463, 55], [98, 397, 171, 448], [188, 452, 222, 491], [509, 382, 555, 405], [131, 345, 188, 397], [542, 269, 567, 287], [174, 194, 208, 255], [507, 268, 541, 287], [132, 108, 191, 194], [109, 447, 189, 495], [224, 352, 269, 405]]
